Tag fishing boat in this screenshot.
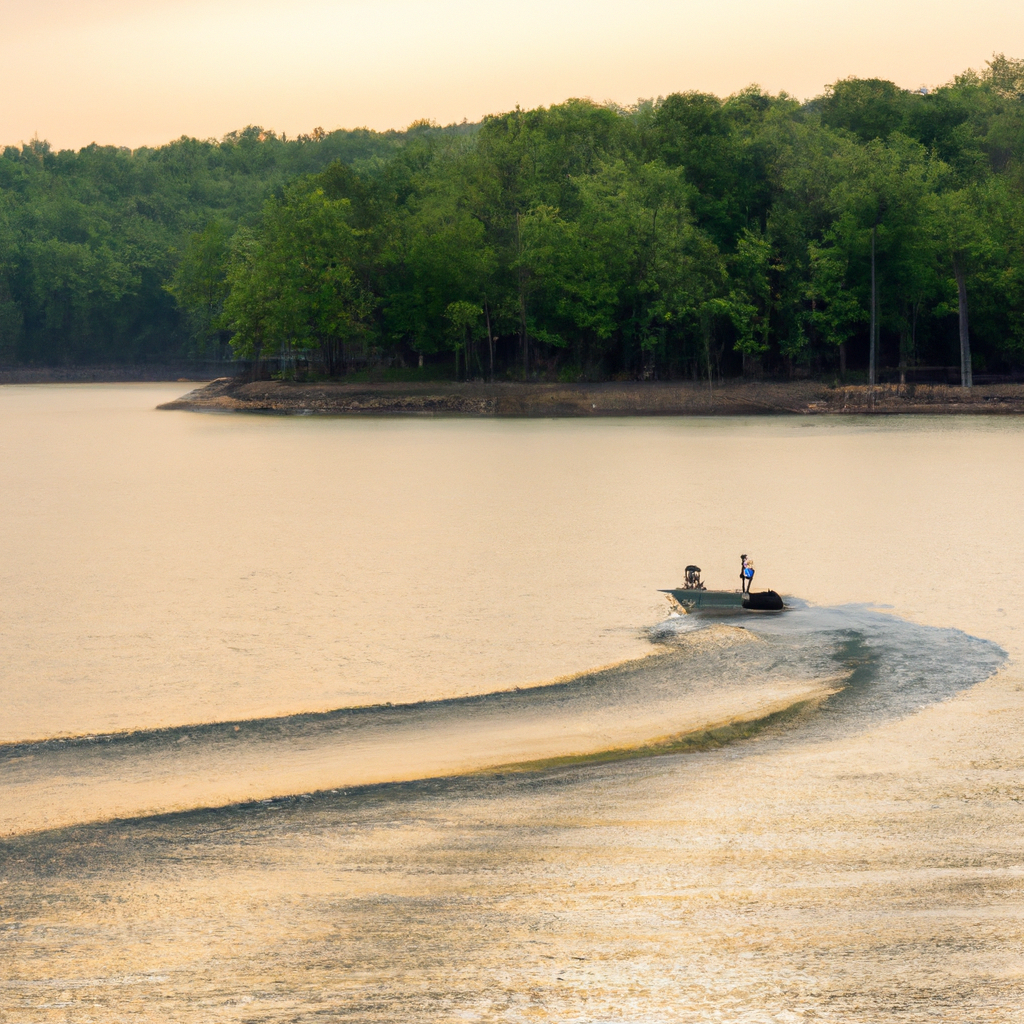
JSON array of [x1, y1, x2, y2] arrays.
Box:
[[660, 564, 784, 613]]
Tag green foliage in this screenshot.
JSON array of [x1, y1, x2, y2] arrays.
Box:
[[3, 57, 1024, 378], [166, 221, 229, 356], [0, 127, 400, 364], [807, 241, 865, 349], [221, 184, 372, 374]]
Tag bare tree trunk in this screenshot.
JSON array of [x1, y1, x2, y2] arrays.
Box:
[[519, 297, 528, 378], [953, 256, 972, 387], [702, 313, 713, 407], [484, 298, 494, 381], [839, 342, 847, 378], [911, 301, 918, 377], [516, 213, 528, 379], [252, 333, 263, 381], [869, 226, 877, 386]]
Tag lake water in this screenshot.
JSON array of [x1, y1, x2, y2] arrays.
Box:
[[2, 384, 1023, 1021]]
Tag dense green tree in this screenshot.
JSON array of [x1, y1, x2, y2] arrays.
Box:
[[819, 78, 915, 142], [166, 221, 230, 356], [2, 56, 1024, 382], [222, 184, 371, 374]]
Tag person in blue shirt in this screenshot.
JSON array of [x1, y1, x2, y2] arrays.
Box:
[[740, 554, 755, 593]]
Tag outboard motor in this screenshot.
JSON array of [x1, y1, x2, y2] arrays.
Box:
[[683, 565, 705, 590]]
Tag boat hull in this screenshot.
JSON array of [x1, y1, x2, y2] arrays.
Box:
[[661, 589, 784, 612]]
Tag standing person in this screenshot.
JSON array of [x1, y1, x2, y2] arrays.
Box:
[[740, 554, 755, 593]]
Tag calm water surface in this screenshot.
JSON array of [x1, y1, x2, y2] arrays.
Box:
[[2, 384, 1023, 1021]]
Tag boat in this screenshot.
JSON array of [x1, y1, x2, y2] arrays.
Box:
[[660, 563, 784, 613]]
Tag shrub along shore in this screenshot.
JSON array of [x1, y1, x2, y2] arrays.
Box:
[[159, 377, 1024, 416]]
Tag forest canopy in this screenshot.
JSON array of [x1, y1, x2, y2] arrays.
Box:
[[2, 56, 1024, 381]]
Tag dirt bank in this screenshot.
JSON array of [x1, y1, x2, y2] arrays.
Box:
[[158, 377, 1024, 416]]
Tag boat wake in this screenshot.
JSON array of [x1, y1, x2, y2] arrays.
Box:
[[0, 601, 1005, 837]]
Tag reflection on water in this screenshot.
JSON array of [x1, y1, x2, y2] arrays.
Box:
[[2, 385, 1024, 1020]]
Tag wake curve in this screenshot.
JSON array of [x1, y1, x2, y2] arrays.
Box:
[[0, 603, 1006, 836]]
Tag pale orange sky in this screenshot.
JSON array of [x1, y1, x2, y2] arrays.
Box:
[[2, 0, 1022, 151]]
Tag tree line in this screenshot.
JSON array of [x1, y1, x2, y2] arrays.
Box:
[[2, 56, 1024, 382]]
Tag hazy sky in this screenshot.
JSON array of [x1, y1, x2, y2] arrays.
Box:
[[2, 0, 1022, 150]]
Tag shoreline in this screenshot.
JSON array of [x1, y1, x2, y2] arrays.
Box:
[[0, 365, 229, 384], [158, 377, 1024, 416]]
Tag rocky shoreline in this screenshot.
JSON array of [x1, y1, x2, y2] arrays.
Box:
[[157, 377, 1024, 416]]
